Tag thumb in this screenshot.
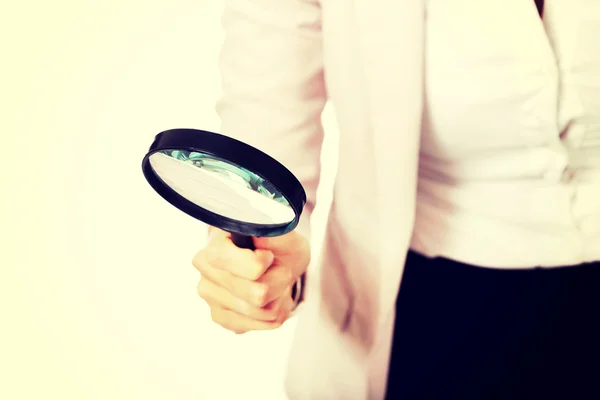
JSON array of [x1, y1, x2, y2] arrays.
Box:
[[253, 230, 307, 255], [254, 248, 275, 269]]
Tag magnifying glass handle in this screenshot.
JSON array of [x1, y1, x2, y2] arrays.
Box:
[[231, 233, 256, 250]]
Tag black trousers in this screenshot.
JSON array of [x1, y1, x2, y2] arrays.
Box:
[[385, 251, 600, 400]]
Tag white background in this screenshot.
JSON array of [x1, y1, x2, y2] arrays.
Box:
[[1, 1, 338, 399]]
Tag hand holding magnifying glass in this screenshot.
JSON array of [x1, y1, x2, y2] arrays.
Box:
[[142, 128, 310, 332]]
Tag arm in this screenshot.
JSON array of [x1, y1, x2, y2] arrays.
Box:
[[216, 0, 327, 244]]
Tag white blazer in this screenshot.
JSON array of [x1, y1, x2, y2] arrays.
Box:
[[217, 0, 424, 398]]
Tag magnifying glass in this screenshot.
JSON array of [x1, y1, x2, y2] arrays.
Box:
[[141, 128, 306, 250]]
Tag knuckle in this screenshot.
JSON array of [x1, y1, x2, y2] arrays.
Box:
[[225, 275, 242, 296], [191, 250, 206, 270], [204, 245, 220, 266], [196, 280, 208, 299], [209, 308, 221, 323]]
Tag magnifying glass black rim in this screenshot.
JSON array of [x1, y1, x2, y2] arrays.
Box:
[[141, 128, 306, 237]]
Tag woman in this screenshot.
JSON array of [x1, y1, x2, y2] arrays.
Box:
[[191, 0, 600, 398]]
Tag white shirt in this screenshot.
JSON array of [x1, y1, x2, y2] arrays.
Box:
[[410, 0, 600, 268]]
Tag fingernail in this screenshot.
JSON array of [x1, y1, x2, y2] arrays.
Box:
[[264, 251, 274, 266]]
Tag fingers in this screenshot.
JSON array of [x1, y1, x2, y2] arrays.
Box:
[[197, 278, 278, 322], [209, 307, 283, 334], [207, 289, 295, 335], [193, 227, 308, 334], [207, 290, 294, 334], [194, 250, 292, 308]]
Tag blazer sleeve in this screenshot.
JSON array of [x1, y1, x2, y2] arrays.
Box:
[[216, 0, 327, 242]]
